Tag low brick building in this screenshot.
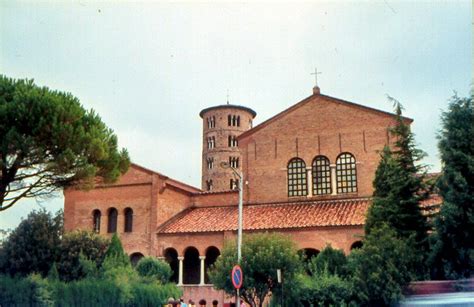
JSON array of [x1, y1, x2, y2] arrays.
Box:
[[64, 85, 433, 303]]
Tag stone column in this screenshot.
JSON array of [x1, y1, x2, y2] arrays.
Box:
[[199, 256, 206, 286], [306, 167, 313, 197], [330, 164, 337, 195], [178, 256, 184, 286]]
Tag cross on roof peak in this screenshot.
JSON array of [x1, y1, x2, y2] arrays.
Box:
[[310, 68, 322, 94]]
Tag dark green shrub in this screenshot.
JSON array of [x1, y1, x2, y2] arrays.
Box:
[[57, 230, 109, 281], [0, 209, 63, 277], [301, 270, 353, 306], [0, 274, 54, 307], [348, 224, 418, 306], [135, 257, 172, 284], [130, 283, 182, 306], [309, 245, 348, 277]]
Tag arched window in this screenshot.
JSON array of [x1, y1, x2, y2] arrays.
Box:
[[92, 209, 101, 233], [107, 208, 118, 233], [206, 179, 213, 191], [288, 158, 308, 197], [124, 208, 133, 233], [237, 116, 240, 127], [312, 156, 332, 195], [336, 153, 357, 193], [228, 115, 232, 126]]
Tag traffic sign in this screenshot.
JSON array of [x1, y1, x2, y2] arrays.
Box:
[[231, 265, 243, 289]]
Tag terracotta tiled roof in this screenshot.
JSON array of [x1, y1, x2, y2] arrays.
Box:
[[157, 198, 371, 234]]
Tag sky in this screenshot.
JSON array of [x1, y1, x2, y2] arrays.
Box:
[[0, 1, 472, 230]]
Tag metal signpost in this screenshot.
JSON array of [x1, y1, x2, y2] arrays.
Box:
[[232, 265, 243, 307], [221, 161, 244, 307]]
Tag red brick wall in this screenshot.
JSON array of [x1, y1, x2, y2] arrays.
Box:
[[240, 94, 400, 204], [191, 191, 238, 207], [201, 106, 256, 192]]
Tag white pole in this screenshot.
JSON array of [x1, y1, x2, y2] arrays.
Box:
[[237, 170, 243, 307]]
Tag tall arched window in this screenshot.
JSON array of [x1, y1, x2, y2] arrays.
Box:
[[288, 158, 307, 197], [336, 153, 357, 193], [124, 208, 133, 233], [107, 208, 118, 233], [312, 156, 332, 195], [92, 209, 101, 233]]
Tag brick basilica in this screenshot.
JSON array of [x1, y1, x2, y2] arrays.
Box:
[[64, 85, 430, 302]]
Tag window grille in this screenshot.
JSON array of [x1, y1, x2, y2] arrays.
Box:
[[336, 153, 357, 193], [312, 156, 332, 195], [288, 158, 308, 197]]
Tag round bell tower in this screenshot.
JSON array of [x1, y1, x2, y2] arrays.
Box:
[[199, 104, 256, 192]]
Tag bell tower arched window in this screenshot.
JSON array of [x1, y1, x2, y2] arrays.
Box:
[[336, 153, 357, 193], [287, 158, 308, 197]]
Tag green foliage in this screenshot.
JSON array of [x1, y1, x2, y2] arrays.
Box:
[[300, 270, 354, 307], [47, 262, 59, 281], [0, 273, 182, 306], [209, 232, 301, 307], [429, 93, 474, 279], [0, 209, 63, 277], [102, 233, 131, 271], [135, 257, 173, 284], [57, 230, 109, 281], [0, 274, 54, 307], [365, 98, 430, 277], [349, 224, 418, 306], [0, 75, 130, 211], [309, 245, 348, 277]]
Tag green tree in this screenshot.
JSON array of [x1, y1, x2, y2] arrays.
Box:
[[300, 270, 353, 306], [429, 94, 474, 279], [135, 257, 173, 284], [209, 233, 301, 307], [0, 75, 130, 211], [102, 233, 130, 270], [365, 98, 429, 252], [0, 209, 63, 277], [349, 224, 418, 306], [309, 245, 348, 277], [57, 230, 109, 281]]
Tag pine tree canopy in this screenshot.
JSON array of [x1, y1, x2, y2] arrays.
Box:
[[0, 75, 130, 211], [429, 94, 474, 279], [365, 97, 429, 248]]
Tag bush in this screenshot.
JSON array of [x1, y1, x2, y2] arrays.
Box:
[[1, 273, 182, 306], [301, 270, 353, 306], [136, 257, 173, 284], [309, 245, 348, 277], [0, 209, 63, 277], [57, 230, 109, 281], [0, 274, 54, 306], [348, 224, 418, 306]]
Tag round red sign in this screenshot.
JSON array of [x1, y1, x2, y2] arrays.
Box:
[[231, 265, 243, 289]]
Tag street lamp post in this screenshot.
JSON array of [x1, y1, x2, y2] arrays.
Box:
[[220, 162, 243, 307]]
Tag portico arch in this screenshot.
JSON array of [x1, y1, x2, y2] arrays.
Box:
[[298, 248, 320, 275], [183, 246, 200, 284], [205, 246, 220, 284], [164, 247, 179, 283], [130, 252, 144, 266]]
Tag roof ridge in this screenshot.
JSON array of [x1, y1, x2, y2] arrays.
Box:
[[238, 92, 413, 141]]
